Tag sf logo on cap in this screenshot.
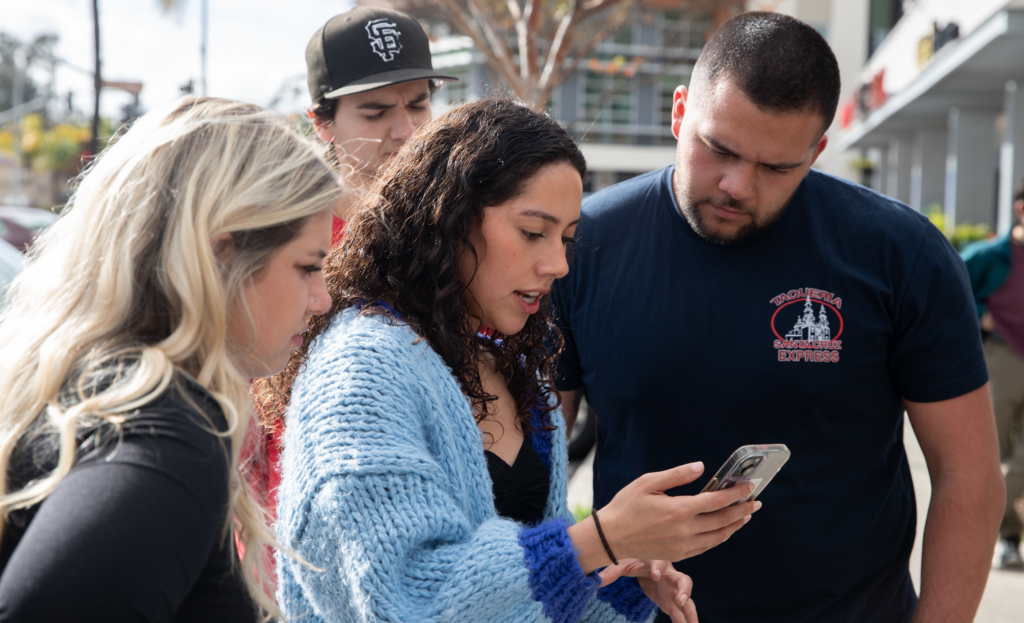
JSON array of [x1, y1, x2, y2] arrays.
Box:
[[366, 18, 403, 62]]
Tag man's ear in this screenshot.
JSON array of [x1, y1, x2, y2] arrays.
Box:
[[309, 107, 336, 144], [211, 232, 235, 265], [671, 85, 689, 139], [809, 133, 829, 167]]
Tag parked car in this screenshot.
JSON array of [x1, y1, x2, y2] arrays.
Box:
[[0, 206, 60, 252], [0, 238, 25, 311]]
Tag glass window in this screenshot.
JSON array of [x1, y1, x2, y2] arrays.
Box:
[[868, 0, 903, 57], [580, 69, 635, 143], [659, 11, 710, 49]]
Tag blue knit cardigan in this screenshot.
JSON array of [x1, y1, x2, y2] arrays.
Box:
[[275, 308, 656, 623]]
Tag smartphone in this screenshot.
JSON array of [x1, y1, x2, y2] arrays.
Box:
[[700, 444, 791, 504]]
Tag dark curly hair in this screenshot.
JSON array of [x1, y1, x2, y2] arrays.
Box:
[[254, 98, 587, 434]]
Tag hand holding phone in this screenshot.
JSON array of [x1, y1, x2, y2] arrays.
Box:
[[700, 444, 790, 504]]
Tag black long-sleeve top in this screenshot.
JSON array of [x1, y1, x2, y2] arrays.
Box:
[[0, 378, 257, 622]]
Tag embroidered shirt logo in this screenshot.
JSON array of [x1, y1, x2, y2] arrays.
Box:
[[770, 288, 844, 363], [366, 18, 403, 62]]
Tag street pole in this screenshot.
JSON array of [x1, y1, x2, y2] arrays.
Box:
[[201, 0, 208, 95], [90, 0, 102, 157], [11, 50, 24, 201]]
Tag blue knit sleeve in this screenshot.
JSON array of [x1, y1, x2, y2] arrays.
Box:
[[596, 577, 656, 622], [519, 518, 601, 623]]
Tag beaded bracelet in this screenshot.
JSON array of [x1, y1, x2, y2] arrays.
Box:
[[591, 508, 619, 566]]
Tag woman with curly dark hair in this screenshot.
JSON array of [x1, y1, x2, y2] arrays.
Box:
[[256, 98, 758, 623]]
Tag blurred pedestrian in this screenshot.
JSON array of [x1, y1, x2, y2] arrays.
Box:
[[0, 97, 339, 621], [261, 98, 761, 623], [552, 11, 1003, 623], [962, 179, 1024, 570]]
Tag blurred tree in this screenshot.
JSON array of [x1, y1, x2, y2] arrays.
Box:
[[374, 0, 737, 111], [0, 34, 58, 113]]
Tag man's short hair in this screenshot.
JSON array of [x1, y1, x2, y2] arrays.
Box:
[[1014, 178, 1024, 204], [691, 11, 841, 135]]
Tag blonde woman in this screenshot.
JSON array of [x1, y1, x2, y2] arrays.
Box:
[[0, 97, 339, 621]]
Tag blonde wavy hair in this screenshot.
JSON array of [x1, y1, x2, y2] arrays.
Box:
[[0, 96, 340, 618]]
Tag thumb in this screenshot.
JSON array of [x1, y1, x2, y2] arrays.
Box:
[[598, 559, 646, 587], [642, 462, 704, 493], [598, 565, 624, 587]]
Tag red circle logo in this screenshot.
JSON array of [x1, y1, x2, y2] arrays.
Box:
[[771, 298, 844, 341]]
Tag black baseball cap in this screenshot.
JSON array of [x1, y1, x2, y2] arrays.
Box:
[[306, 7, 457, 102]]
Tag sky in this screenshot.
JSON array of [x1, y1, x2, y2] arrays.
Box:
[[4, 0, 357, 121]]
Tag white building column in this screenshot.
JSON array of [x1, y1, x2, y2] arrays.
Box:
[[910, 129, 947, 213], [945, 108, 998, 227], [886, 134, 913, 205], [998, 81, 1024, 235]]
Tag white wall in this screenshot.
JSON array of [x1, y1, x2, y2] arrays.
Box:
[[857, 0, 1013, 92]]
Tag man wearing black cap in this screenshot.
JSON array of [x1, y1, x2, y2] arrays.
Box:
[[306, 6, 456, 220]]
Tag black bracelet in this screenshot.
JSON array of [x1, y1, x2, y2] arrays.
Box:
[[591, 508, 619, 566]]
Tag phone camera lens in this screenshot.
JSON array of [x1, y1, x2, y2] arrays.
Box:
[[737, 455, 763, 476]]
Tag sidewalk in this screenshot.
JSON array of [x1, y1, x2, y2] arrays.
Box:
[[565, 417, 1024, 621]]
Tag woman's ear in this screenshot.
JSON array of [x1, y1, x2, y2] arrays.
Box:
[[211, 232, 235, 266]]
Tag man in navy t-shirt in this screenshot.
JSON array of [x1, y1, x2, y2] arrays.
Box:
[[552, 12, 1004, 623]]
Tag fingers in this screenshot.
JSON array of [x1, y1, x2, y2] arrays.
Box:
[[597, 558, 646, 586], [694, 498, 761, 534], [672, 569, 693, 598], [683, 597, 698, 623], [597, 566, 620, 587], [640, 462, 704, 493], [650, 559, 670, 581], [681, 515, 752, 559], [668, 585, 692, 623], [696, 482, 757, 512]]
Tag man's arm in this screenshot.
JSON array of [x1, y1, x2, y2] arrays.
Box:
[[558, 388, 585, 438], [904, 384, 1005, 623]]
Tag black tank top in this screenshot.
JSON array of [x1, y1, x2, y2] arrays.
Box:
[[485, 437, 550, 524]]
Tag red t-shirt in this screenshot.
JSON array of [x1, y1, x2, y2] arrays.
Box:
[[331, 214, 346, 247]]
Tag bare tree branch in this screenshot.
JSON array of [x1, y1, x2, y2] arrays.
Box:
[[537, 0, 583, 91], [560, 6, 632, 78], [582, 0, 627, 20], [383, 0, 744, 111], [524, 0, 542, 79], [436, 0, 528, 97]]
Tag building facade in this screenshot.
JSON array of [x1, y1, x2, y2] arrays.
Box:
[[834, 0, 1024, 235]]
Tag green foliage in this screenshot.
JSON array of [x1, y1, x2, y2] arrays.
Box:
[[1, 114, 113, 172], [572, 504, 592, 522], [925, 204, 992, 251]]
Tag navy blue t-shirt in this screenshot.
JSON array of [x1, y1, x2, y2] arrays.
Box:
[[552, 166, 988, 623]]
